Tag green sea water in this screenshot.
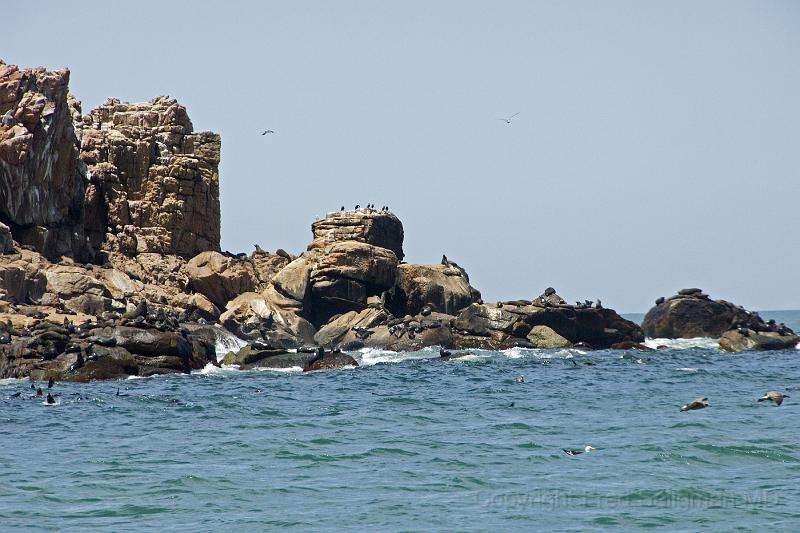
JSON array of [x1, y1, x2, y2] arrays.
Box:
[[1, 311, 798, 531]]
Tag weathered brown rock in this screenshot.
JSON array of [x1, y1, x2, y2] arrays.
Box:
[[643, 290, 759, 338], [80, 96, 221, 257], [527, 325, 572, 348], [185, 251, 256, 308], [220, 291, 316, 348], [309, 208, 404, 260], [453, 301, 643, 349], [0, 61, 91, 260], [719, 329, 799, 353], [388, 262, 481, 317]]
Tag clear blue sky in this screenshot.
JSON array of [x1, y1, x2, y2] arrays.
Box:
[[6, 1, 799, 312]]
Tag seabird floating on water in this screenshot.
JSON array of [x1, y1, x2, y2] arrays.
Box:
[[680, 397, 709, 411], [563, 445, 596, 456], [515, 375, 525, 383], [758, 391, 788, 406]]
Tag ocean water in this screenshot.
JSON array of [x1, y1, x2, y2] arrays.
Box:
[[1, 311, 799, 531]]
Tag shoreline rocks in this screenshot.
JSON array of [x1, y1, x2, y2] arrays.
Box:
[[1, 58, 793, 381]]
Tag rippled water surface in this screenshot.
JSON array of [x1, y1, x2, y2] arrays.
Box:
[[1, 312, 799, 531]]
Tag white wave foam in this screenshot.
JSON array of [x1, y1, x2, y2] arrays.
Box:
[[196, 363, 240, 376], [357, 347, 435, 366], [254, 366, 303, 373], [212, 328, 249, 362], [675, 367, 701, 372], [643, 337, 720, 350]]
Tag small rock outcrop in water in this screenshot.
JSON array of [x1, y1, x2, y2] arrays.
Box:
[[643, 288, 797, 352], [0, 60, 92, 260], [719, 329, 798, 353], [642, 289, 753, 338]]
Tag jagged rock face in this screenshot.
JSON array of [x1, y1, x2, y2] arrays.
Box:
[[0, 61, 90, 260], [309, 209, 404, 260], [387, 262, 481, 317], [80, 96, 220, 257], [642, 290, 753, 338]]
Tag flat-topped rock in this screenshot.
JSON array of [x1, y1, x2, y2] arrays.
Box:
[[309, 208, 404, 260]]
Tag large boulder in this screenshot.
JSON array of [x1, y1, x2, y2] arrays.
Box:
[[719, 329, 799, 352], [527, 325, 572, 348], [388, 262, 481, 317], [309, 208, 404, 260], [0, 61, 91, 260], [80, 96, 221, 257], [309, 241, 398, 324], [185, 251, 256, 308], [452, 294, 644, 350], [643, 289, 758, 338], [0, 249, 47, 303], [220, 291, 316, 348]]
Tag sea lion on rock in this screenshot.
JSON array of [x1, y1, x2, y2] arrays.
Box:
[[655, 297, 665, 305], [678, 288, 703, 296]]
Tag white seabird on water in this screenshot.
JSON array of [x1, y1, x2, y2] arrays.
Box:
[[563, 445, 596, 456], [758, 390, 788, 406]]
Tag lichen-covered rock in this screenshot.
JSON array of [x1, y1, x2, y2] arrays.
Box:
[[388, 262, 481, 317], [0, 60, 91, 260], [309, 208, 404, 260], [719, 329, 799, 353], [80, 96, 221, 257]]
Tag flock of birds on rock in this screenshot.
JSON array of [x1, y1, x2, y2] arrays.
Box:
[[339, 204, 390, 212]]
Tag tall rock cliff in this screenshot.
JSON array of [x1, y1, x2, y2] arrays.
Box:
[[0, 60, 90, 260], [81, 96, 221, 257]]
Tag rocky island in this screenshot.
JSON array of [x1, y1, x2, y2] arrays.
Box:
[[0, 59, 794, 382], [643, 288, 798, 352]]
